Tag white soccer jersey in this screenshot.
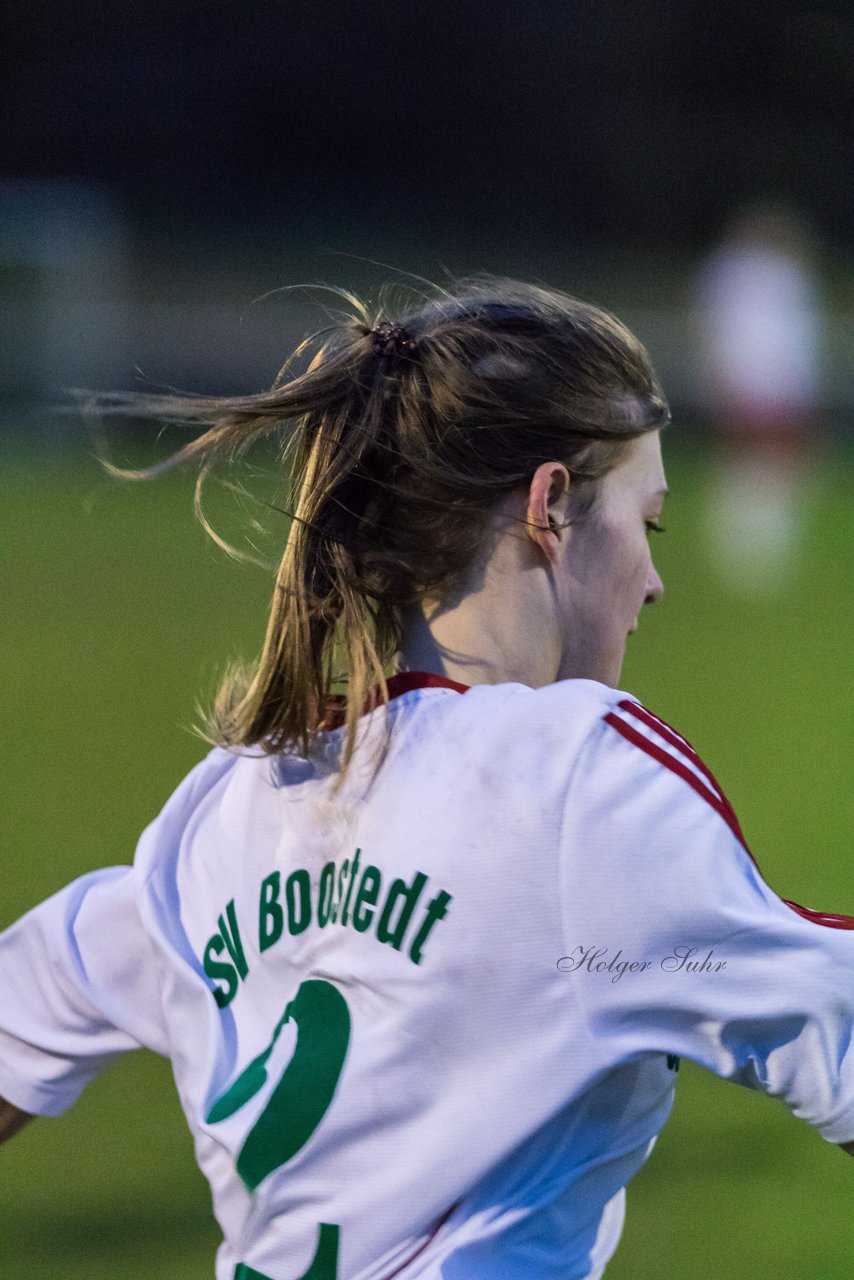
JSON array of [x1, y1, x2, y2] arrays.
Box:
[[3, 672, 854, 1280]]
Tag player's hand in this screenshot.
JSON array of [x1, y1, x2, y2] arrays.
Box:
[[0, 1096, 34, 1144]]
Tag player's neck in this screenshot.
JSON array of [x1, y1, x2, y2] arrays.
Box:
[[396, 596, 560, 689]]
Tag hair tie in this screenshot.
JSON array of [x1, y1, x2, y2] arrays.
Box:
[[371, 322, 418, 359]]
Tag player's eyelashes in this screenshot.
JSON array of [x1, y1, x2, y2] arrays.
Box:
[[645, 520, 666, 534]]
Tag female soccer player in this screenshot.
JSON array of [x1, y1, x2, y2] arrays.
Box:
[[2, 277, 853, 1280]]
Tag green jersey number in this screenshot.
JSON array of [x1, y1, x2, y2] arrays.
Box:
[[206, 979, 351, 1280]]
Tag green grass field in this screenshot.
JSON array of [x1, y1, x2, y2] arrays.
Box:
[[1, 436, 852, 1278]]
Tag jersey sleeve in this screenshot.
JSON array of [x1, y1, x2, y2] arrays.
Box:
[[0, 745, 239, 1120], [559, 696, 854, 1144], [0, 864, 169, 1117]]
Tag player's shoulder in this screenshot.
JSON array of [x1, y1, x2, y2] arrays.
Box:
[[452, 676, 619, 746], [461, 675, 619, 721], [597, 690, 711, 779], [132, 744, 263, 879], [426, 678, 628, 795], [451, 681, 744, 841], [163, 743, 250, 812], [592, 692, 748, 850], [491, 680, 707, 777], [599, 691, 702, 760]]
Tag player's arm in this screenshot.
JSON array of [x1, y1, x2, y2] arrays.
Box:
[[561, 698, 854, 1148], [0, 756, 234, 1124], [0, 866, 170, 1121], [0, 1096, 34, 1144]]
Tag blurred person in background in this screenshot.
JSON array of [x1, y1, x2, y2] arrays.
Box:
[[693, 198, 824, 593]]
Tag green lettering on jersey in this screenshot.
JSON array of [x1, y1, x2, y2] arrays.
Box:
[[339, 848, 360, 926], [234, 1223, 339, 1279], [206, 978, 351, 1192], [285, 868, 312, 935], [208, 851, 453, 1013], [203, 934, 239, 1008], [218, 899, 249, 981], [376, 871, 428, 950], [408, 889, 452, 964], [317, 862, 335, 928], [331, 859, 349, 924], [352, 865, 381, 931], [258, 872, 284, 953], [214, 977, 348, 1280], [301, 1223, 340, 1278]]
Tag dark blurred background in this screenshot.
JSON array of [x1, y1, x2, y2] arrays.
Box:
[[2, 0, 853, 419], [2, 6, 854, 1280]]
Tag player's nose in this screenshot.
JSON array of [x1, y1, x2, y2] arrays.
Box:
[[645, 564, 664, 605]]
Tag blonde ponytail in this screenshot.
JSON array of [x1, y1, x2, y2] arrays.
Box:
[[87, 276, 669, 790]]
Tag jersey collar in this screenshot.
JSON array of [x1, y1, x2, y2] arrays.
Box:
[[319, 670, 470, 731], [385, 670, 471, 699]]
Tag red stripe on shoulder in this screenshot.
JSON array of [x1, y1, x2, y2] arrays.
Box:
[[605, 703, 854, 931], [603, 712, 748, 849], [617, 701, 721, 794], [617, 699, 747, 843], [619, 699, 696, 754]]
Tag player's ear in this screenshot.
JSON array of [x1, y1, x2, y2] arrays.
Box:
[[526, 462, 571, 566]]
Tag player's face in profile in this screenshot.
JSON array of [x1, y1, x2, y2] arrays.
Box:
[[556, 430, 666, 687]]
